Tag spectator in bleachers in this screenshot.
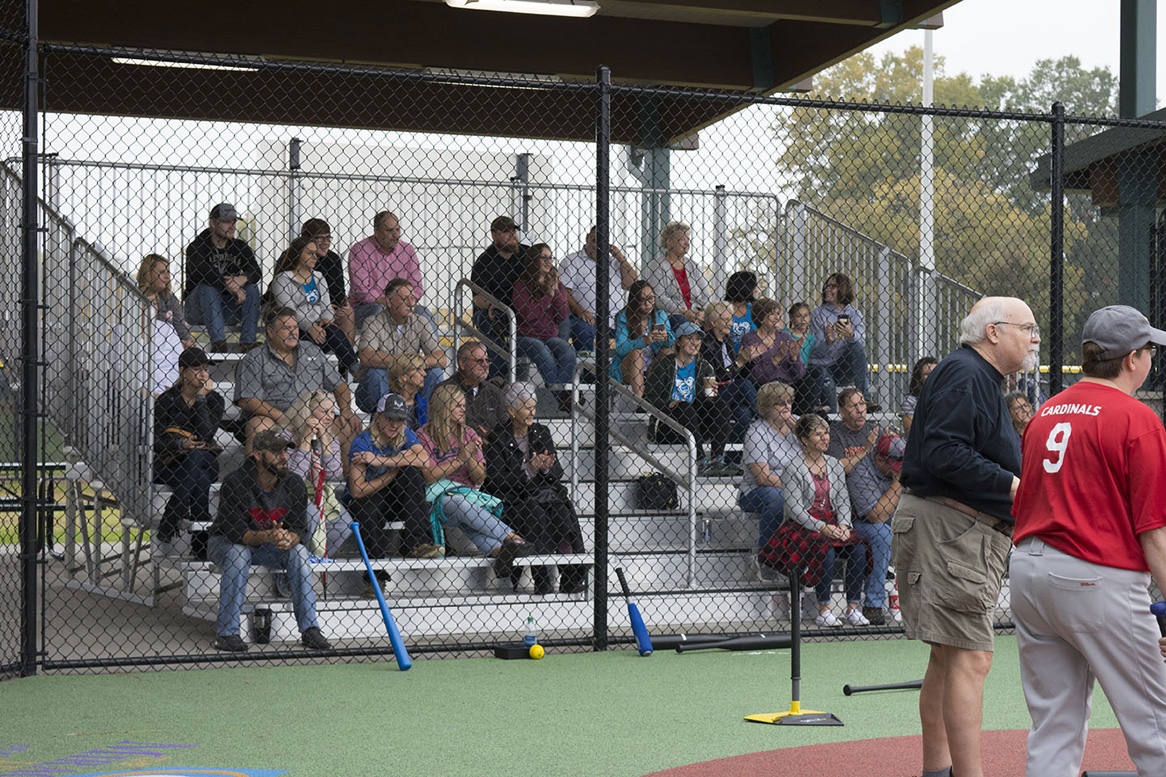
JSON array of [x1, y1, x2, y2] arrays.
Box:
[[354, 278, 446, 413], [183, 202, 262, 353], [271, 236, 361, 379], [1005, 391, 1034, 440], [559, 225, 638, 353], [285, 389, 349, 556], [348, 392, 440, 564], [784, 302, 817, 414], [139, 253, 194, 396], [300, 218, 348, 308], [485, 382, 587, 595], [826, 387, 888, 626], [770, 413, 868, 628], [437, 341, 507, 438], [153, 346, 224, 557], [808, 272, 870, 413], [208, 428, 332, 652], [645, 321, 734, 476], [644, 220, 710, 330], [900, 356, 937, 436], [388, 352, 429, 429], [612, 280, 673, 398], [348, 210, 434, 332], [840, 430, 904, 626], [724, 270, 757, 352], [700, 300, 757, 443], [471, 215, 529, 377], [512, 244, 577, 410], [416, 384, 535, 583], [739, 298, 806, 397], [235, 306, 360, 453], [738, 380, 799, 557]]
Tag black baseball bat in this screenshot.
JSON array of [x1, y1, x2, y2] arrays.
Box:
[[675, 634, 792, 653], [350, 521, 412, 671], [653, 633, 768, 651], [842, 679, 923, 696]]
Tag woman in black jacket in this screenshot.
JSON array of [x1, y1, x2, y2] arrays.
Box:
[[485, 383, 587, 595]]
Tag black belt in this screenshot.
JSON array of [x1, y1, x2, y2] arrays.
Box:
[[905, 490, 1013, 538]]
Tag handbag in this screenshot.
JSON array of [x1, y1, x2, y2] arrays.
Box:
[[635, 472, 678, 511]]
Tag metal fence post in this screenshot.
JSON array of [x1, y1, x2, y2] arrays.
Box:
[[1049, 102, 1065, 397], [21, 0, 41, 678], [594, 65, 611, 652]]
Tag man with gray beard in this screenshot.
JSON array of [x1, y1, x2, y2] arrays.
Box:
[[892, 296, 1040, 777]]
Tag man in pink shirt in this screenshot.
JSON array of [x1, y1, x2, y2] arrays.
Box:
[[347, 210, 436, 333]]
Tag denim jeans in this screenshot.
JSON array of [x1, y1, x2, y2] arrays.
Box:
[[305, 323, 359, 375], [719, 378, 757, 443], [154, 449, 219, 542], [851, 518, 891, 608], [808, 339, 869, 411], [568, 314, 595, 352], [354, 366, 444, 413], [738, 486, 784, 552], [516, 336, 577, 386], [815, 542, 866, 607], [207, 534, 319, 638], [185, 282, 260, 343], [437, 493, 512, 554]]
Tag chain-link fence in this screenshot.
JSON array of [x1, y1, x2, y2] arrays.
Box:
[[5, 34, 1166, 675]]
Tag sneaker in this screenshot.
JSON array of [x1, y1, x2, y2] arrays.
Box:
[[211, 340, 230, 353], [845, 608, 871, 626], [493, 537, 535, 580], [301, 626, 332, 650], [705, 460, 739, 477], [213, 634, 249, 653], [862, 606, 886, 626], [273, 572, 291, 598], [240, 341, 263, 353], [815, 610, 842, 627], [892, 608, 903, 623], [408, 543, 445, 559]]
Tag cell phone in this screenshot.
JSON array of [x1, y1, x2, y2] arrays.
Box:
[[652, 323, 665, 333], [837, 315, 850, 326]]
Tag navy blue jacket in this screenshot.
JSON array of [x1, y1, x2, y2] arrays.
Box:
[[901, 345, 1021, 522]]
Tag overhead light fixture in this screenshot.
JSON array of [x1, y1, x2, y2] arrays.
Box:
[[112, 53, 261, 73], [444, 0, 599, 18]]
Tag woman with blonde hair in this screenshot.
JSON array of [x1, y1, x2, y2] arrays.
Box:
[[644, 220, 711, 330], [738, 380, 799, 555], [138, 253, 194, 395], [417, 383, 533, 582], [388, 352, 429, 428], [284, 389, 348, 555]]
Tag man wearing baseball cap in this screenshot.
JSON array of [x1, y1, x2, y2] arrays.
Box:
[[469, 215, 530, 377], [208, 428, 332, 653], [184, 202, 263, 352], [152, 346, 224, 556], [1011, 305, 1166, 776]]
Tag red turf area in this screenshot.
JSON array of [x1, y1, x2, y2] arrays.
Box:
[[646, 728, 1135, 776]]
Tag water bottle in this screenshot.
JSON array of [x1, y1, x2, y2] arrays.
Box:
[[523, 615, 539, 648]]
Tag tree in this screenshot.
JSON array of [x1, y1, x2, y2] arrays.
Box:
[[771, 48, 1119, 359]]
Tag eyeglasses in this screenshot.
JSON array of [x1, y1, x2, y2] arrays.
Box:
[[314, 234, 332, 242], [993, 321, 1040, 340]]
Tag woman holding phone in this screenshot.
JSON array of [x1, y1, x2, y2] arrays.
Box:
[[611, 280, 674, 397], [808, 272, 869, 413]]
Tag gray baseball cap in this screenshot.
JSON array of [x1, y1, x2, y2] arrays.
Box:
[[375, 392, 409, 419], [1082, 305, 1166, 359]]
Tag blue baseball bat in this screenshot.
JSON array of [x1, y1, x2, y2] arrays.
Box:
[[615, 566, 653, 656], [351, 521, 411, 671]]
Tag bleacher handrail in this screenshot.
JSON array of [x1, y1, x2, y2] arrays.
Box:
[[452, 278, 519, 384]]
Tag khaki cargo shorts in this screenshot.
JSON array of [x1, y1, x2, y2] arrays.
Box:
[[891, 493, 1011, 652]]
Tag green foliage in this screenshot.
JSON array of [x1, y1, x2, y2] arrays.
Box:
[[773, 48, 1120, 359]]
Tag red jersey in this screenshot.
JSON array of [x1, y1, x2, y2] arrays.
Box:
[[1013, 381, 1166, 571]]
